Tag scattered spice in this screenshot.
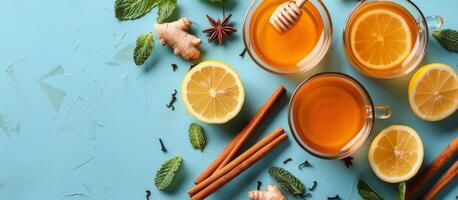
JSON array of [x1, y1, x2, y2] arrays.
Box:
[[298, 160, 311, 170], [239, 48, 247, 57], [341, 156, 354, 168], [146, 190, 151, 200], [257, 180, 262, 191], [328, 195, 341, 200], [308, 181, 317, 191], [304, 193, 312, 198], [159, 138, 167, 152], [189, 63, 197, 71], [203, 14, 237, 45], [283, 158, 292, 165], [166, 89, 177, 111], [171, 64, 178, 71]]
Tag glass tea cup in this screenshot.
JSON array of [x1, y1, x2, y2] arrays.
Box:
[[288, 73, 391, 159], [343, 0, 443, 79], [242, 0, 333, 75]]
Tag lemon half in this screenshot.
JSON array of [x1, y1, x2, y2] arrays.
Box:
[[181, 60, 245, 124]]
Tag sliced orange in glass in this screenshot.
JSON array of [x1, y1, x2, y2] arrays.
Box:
[[181, 60, 245, 124], [369, 125, 424, 183], [408, 63, 458, 121], [350, 9, 412, 70]]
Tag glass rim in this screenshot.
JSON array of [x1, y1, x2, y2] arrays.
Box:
[[242, 0, 333, 76], [287, 72, 376, 159], [342, 0, 429, 79]]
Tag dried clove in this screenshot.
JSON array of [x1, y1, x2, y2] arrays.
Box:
[[341, 156, 354, 168], [308, 181, 317, 191], [257, 180, 262, 191], [299, 160, 311, 170], [171, 64, 178, 71], [239, 48, 247, 57], [283, 158, 292, 165], [146, 190, 151, 200], [166, 89, 177, 111], [159, 138, 167, 153]]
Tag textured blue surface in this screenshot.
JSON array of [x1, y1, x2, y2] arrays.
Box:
[[1, 0, 457, 199]]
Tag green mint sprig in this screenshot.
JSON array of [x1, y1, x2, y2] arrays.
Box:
[[188, 123, 206, 151], [155, 156, 182, 190], [433, 29, 458, 52], [268, 167, 305, 197], [115, 0, 177, 22], [357, 180, 384, 200], [134, 32, 154, 66]]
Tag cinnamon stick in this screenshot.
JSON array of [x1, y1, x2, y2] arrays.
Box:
[[188, 128, 285, 196], [194, 86, 286, 184], [215, 86, 286, 171], [423, 161, 458, 200], [190, 132, 288, 200], [406, 135, 458, 198]]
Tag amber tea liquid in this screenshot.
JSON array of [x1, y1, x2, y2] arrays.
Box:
[[290, 75, 368, 154]]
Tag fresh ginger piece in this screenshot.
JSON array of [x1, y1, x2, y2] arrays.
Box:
[[248, 185, 287, 200], [154, 17, 202, 60]]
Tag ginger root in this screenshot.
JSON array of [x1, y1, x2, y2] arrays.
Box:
[[248, 185, 287, 200], [154, 17, 202, 60]]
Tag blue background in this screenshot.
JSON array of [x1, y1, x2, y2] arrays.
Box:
[[1, 0, 457, 199]]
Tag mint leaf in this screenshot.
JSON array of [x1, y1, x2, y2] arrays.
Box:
[[115, 0, 157, 20], [188, 123, 206, 151], [268, 167, 305, 197], [156, 0, 177, 23], [396, 182, 406, 200], [433, 29, 458, 52], [134, 32, 154, 66], [154, 156, 182, 190], [357, 180, 384, 200]]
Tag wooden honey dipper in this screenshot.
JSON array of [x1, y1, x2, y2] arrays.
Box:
[[269, 0, 307, 33]]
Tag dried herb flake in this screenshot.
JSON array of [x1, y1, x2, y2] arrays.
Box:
[[341, 156, 354, 168], [166, 89, 177, 111], [239, 48, 247, 57], [308, 181, 317, 191], [257, 180, 262, 191], [171, 64, 178, 71], [145, 190, 151, 200], [328, 195, 341, 200]]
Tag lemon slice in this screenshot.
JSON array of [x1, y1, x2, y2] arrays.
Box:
[[368, 125, 423, 183], [408, 63, 458, 121], [350, 9, 412, 70], [181, 60, 245, 124]]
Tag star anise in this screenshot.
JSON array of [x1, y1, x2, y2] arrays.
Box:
[[203, 14, 237, 45]]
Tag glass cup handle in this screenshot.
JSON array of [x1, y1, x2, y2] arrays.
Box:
[[374, 104, 392, 119], [424, 15, 445, 30]]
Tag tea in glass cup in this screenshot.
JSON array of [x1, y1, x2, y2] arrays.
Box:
[[343, 0, 429, 79], [288, 73, 391, 159]]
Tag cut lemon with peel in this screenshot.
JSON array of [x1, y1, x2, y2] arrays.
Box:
[[409, 63, 458, 121], [182, 60, 245, 124], [369, 125, 423, 183], [350, 9, 412, 70]]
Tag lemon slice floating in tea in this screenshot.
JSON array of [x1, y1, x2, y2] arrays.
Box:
[[182, 60, 245, 124], [408, 63, 458, 121], [369, 125, 424, 183], [350, 9, 412, 70]]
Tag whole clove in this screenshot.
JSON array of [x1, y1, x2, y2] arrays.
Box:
[[257, 180, 262, 191], [159, 138, 167, 153], [341, 156, 354, 168], [283, 158, 292, 165], [239, 48, 247, 57], [171, 64, 178, 71], [299, 160, 311, 170], [308, 181, 317, 191], [166, 89, 178, 111]]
